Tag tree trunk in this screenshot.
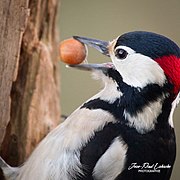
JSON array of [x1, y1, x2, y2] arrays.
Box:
[[0, 0, 60, 174]]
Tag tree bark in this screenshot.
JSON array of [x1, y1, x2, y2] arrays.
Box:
[[0, 0, 60, 171], [0, 0, 29, 147]]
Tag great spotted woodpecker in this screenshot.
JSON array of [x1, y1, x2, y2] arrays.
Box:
[[1, 31, 180, 180]]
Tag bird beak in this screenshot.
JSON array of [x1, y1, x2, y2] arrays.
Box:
[[70, 36, 112, 72], [73, 36, 110, 56], [68, 63, 114, 72]]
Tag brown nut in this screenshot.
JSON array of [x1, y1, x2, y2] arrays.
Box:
[[59, 38, 87, 65]]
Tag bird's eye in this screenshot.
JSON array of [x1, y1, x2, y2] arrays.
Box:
[[115, 48, 128, 60]]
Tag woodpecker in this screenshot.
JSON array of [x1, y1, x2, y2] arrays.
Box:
[[1, 31, 180, 180]]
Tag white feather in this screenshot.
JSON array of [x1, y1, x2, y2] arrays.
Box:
[[93, 137, 127, 180], [90, 70, 122, 103], [124, 96, 166, 134], [0, 157, 19, 180], [15, 108, 116, 180], [169, 92, 180, 127]]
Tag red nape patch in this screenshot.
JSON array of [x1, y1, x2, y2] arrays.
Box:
[[155, 55, 180, 96]]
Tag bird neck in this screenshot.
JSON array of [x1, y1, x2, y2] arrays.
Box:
[[117, 79, 174, 133], [98, 80, 173, 133], [82, 71, 175, 134]]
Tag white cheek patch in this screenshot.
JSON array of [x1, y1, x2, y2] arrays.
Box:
[[17, 108, 116, 180], [110, 46, 166, 88], [93, 137, 127, 180]]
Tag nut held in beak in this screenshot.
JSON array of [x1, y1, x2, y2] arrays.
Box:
[[59, 38, 87, 65]]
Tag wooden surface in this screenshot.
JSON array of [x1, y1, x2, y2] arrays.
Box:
[[0, 0, 61, 168], [0, 0, 29, 147]]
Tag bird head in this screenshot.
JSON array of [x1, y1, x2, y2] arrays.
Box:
[[71, 31, 180, 100]]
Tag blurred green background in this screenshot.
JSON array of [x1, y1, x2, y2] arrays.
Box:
[[58, 0, 180, 179]]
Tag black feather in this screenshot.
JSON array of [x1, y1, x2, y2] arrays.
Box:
[[115, 31, 180, 59]]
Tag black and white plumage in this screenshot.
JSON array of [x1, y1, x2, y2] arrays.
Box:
[[1, 31, 180, 180]]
